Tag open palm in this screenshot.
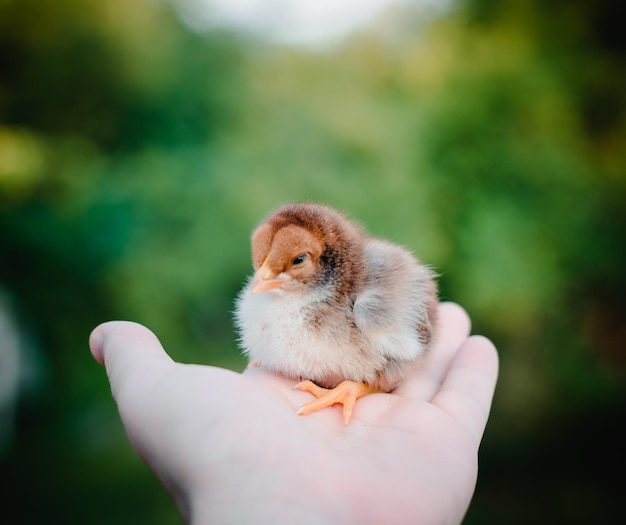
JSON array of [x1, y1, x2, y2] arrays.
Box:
[[90, 302, 498, 525]]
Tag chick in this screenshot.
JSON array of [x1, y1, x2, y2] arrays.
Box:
[[235, 203, 438, 424]]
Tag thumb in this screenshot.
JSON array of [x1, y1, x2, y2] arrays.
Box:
[[89, 321, 173, 400]]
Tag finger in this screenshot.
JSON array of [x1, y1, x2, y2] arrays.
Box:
[[89, 321, 174, 403], [431, 335, 499, 445], [394, 302, 471, 401]]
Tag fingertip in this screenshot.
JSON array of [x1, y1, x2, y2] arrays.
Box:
[[89, 327, 105, 365], [88, 321, 130, 366], [88, 320, 171, 371], [438, 301, 470, 327], [467, 334, 500, 378], [435, 302, 472, 342]]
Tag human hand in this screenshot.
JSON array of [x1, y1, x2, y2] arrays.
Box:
[[89, 302, 498, 525]]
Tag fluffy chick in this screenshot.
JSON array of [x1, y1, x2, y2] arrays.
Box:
[[235, 203, 438, 424]]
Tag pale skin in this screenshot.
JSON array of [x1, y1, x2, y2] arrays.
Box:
[[89, 302, 498, 525]]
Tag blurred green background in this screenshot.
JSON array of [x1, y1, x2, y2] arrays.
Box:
[[1, 0, 624, 523]]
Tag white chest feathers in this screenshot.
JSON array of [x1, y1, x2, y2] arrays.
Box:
[[234, 282, 361, 385], [234, 271, 427, 388]]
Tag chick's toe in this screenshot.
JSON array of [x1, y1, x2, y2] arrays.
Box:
[[295, 380, 381, 425]]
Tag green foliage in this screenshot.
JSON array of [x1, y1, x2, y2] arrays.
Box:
[[1, 0, 624, 523]]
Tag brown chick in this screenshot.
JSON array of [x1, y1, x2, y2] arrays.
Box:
[[234, 203, 438, 424]]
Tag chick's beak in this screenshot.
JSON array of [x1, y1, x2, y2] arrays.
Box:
[[251, 262, 287, 295]]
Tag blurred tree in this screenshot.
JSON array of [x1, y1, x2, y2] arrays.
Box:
[[0, 0, 245, 360], [0, 0, 241, 151]]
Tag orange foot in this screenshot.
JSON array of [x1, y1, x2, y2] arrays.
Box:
[[295, 380, 380, 425]]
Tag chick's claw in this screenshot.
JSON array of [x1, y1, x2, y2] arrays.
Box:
[[295, 380, 380, 425]]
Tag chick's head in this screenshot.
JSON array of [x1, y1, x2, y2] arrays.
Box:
[[250, 223, 324, 295]]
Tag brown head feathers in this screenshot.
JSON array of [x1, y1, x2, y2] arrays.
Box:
[[250, 203, 365, 297]]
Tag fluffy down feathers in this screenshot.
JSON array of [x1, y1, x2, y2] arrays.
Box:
[[234, 203, 438, 392]]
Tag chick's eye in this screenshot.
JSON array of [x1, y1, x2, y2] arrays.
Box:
[[292, 253, 308, 266]]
